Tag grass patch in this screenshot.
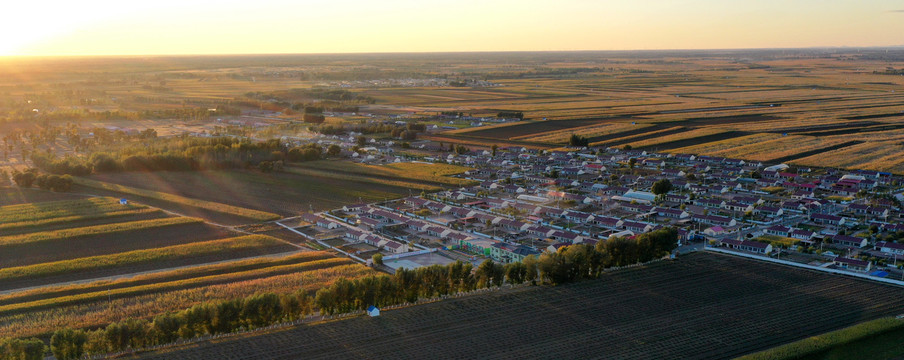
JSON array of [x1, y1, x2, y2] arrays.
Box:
[[73, 177, 280, 221], [736, 317, 904, 360], [755, 235, 799, 248]]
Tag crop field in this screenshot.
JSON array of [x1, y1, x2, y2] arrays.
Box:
[[0, 259, 374, 339], [332, 53, 904, 172], [80, 170, 413, 222], [0, 235, 296, 292], [131, 253, 904, 360], [452, 118, 621, 140], [670, 133, 784, 155], [0, 197, 144, 223], [0, 218, 234, 268], [0, 187, 87, 207], [0, 188, 369, 342], [793, 141, 904, 173], [73, 177, 281, 223], [292, 161, 475, 189], [624, 127, 728, 149], [522, 122, 649, 143], [705, 135, 854, 162]]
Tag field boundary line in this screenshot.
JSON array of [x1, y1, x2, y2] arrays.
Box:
[[704, 247, 904, 288], [275, 221, 366, 263]]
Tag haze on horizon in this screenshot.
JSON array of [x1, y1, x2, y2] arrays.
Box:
[[3, 0, 904, 57]]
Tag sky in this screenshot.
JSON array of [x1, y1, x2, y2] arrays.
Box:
[[3, 0, 904, 56]]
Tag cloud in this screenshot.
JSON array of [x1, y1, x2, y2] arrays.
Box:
[[890, 10, 904, 13]]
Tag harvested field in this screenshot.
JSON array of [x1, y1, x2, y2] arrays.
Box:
[[708, 135, 852, 162], [768, 140, 863, 164], [81, 170, 412, 223], [293, 161, 474, 188], [0, 251, 332, 306], [454, 118, 621, 140], [0, 219, 233, 268], [0, 263, 374, 339], [590, 126, 689, 147], [625, 127, 728, 149], [582, 124, 670, 144], [0, 208, 169, 236], [639, 130, 752, 150], [0, 257, 350, 316], [73, 177, 281, 223], [656, 113, 781, 126], [670, 133, 781, 155], [523, 123, 649, 143], [0, 187, 86, 207], [0, 197, 145, 224], [0, 235, 295, 292], [791, 141, 895, 170], [131, 253, 904, 360]]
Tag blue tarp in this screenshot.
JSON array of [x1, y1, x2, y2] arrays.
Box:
[[869, 271, 889, 278]]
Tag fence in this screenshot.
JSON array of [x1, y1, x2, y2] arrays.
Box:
[[705, 246, 904, 287]]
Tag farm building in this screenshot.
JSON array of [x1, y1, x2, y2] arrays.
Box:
[[720, 239, 772, 254], [876, 241, 904, 256], [833, 257, 872, 272], [831, 235, 867, 248]]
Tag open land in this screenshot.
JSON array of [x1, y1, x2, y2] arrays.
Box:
[[131, 253, 904, 360]]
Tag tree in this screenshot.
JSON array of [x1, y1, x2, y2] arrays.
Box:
[[372, 253, 384, 266], [356, 136, 367, 147], [491, 144, 498, 157], [12, 170, 36, 188], [327, 144, 342, 156], [475, 259, 498, 288], [622, 144, 632, 151], [51, 328, 88, 360], [651, 179, 673, 196], [522, 255, 539, 284], [628, 158, 637, 169], [0, 337, 46, 360], [568, 134, 589, 147], [314, 288, 338, 315]]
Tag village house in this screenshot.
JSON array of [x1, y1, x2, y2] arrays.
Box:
[[831, 234, 867, 248], [721, 239, 772, 254], [832, 257, 871, 272]]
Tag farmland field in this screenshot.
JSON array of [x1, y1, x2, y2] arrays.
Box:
[[0, 218, 234, 268], [0, 235, 296, 292], [131, 253, 904, 360], [0, 256, 374, 339], [80, 170, 414, 222], [292, 160, 475, 189], [0, 187, 87, 206], [73, 177, 281, 224]]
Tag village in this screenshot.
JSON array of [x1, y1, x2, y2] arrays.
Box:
[[290, 142, 904, 280]]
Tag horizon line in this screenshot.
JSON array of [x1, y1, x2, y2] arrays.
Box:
[[4, 45, 904, 59]]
